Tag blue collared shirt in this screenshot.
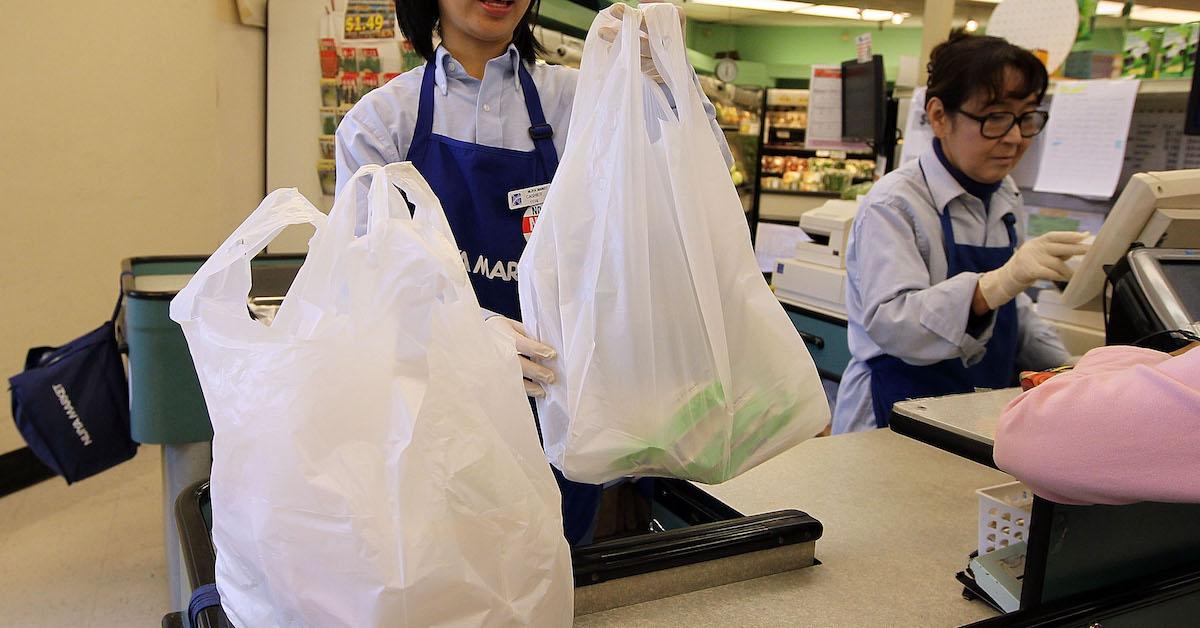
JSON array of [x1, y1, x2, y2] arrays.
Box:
[[336, 44, 731, 195], [832, 148, 1071, 434]]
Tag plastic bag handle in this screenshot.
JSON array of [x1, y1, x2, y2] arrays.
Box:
[[643, 4, 735, 393], [170, 188, 325, 323], [370, 162, 459, 248], [324, 162, 459, 252], [642, 4, 706, 127]]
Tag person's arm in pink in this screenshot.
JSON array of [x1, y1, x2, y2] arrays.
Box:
[[993, 345, 1200, 505]]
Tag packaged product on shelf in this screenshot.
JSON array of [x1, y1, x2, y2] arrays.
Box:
[[320, 107, 339, 135], [319, 135, 336, 160], [1160, 23, 1199, 78], [400, 40, 422, 72], [821, 169, 851, 194], [358, 47, 382, 73], [1064, 50, 1118, 79], [316, 159, 336, 196], [1123, 27, 1163, 78], [320, 78, 339, 107], [340, 46, 359, 73], [340, 71, 361, 105], [319, 38, 339, 79], [383, 72, 402, 85], [360, 71, 380, 96]]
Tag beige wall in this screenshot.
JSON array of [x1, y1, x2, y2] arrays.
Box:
[[0, 1, 265, 452]]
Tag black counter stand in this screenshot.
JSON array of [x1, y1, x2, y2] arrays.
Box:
[[887, 404, 1200, 627], [170, 478, 824, 624]]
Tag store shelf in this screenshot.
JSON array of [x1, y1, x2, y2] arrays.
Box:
[[1134, 78, 1192, 94], [762, 145, 818, 155], [1045, 77, 1192, 95], [761, 189, 842, 198]]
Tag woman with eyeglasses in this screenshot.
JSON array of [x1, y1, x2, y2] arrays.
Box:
[[832, 32, 1090, 434]]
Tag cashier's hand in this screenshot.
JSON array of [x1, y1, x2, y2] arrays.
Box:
[[597, 1, 686, 84], [977, 231, 1091, 310], [485, 315, 557, 398]]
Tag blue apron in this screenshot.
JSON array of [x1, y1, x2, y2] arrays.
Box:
[[405, 59, 602, 545], [866, 171, 1020, 428]]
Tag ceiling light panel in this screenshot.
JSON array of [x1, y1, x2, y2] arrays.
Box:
[[689, 0, 813, 12]]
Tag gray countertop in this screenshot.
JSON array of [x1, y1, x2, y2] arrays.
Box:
[[576, 429, 1013, 627], [894, 389, 1024, 447]]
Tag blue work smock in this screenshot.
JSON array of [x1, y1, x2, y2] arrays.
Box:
[[833, 148, 1070, 434]]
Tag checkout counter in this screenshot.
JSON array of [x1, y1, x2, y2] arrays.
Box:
[[772, 199, 857, 381], [890, 389, 1200, 627], [147, 248, 1017, 627], [154, 170, 1199, 625], [169, 430, 1013, 627], [885, 169, 1200, 626]]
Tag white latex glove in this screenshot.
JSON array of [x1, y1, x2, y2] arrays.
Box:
[[485, 315, 557, 398], [978, 231, 1091, 310], [597, 1, 686, 84]]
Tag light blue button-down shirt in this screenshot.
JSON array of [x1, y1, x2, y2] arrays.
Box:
[[832, 148, 1070, 434], [336, 44, 731, 194]]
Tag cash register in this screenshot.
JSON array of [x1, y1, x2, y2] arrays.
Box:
[[772, 199, 859, 315], [1051, 169, 1200, 350]]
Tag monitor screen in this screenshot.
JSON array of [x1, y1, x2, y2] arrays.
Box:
[[841, 56, 884, 145], [1059, 170, 1200, 308], [1159, 259, 1200, 320]]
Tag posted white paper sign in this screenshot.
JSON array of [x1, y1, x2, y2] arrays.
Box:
[[1033, 79, 1140, 198]]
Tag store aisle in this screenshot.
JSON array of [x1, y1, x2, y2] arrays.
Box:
[[0, 447, 168, 627]]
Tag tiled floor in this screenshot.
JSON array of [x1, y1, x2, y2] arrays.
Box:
[[0, 447, 169, 627]]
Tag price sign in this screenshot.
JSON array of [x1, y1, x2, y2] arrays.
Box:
[[343, 0, 397, 40]]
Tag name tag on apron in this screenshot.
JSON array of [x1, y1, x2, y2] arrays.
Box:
[[507, 184, 550, 211]]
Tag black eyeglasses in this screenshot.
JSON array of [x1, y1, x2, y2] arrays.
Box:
[[957, 110, 1050, 139]]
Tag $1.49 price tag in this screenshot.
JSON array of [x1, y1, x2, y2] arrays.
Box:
[[343, 0, 397, 40]]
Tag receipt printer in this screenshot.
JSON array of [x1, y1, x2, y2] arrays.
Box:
[[772, 200, 861, 315], [795, 200, 859, 269]]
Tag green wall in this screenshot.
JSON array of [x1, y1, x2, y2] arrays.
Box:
[[688, 23, 924, 85], [1072, 27, 1125, 52], [541, 0, 927, 87]]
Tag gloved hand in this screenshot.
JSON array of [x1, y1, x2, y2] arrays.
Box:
[[977, 231, 1091, 310], [485, 315, 557, 398], [597, 1, 686, 84]]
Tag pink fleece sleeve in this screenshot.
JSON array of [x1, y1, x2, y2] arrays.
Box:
[[993, 345, 1200, 505]]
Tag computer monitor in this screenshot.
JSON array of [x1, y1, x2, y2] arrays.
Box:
[[841, 55, 885, 147], [1060, 169, 1200, 308]]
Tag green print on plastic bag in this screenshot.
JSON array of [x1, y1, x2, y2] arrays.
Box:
[[617, 381, 800, 484]]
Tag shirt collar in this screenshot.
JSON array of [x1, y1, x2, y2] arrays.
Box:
[[433, 44, 524, 95], [918, 147, 967, 214]]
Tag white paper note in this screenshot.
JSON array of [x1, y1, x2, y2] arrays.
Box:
[[1033, 79, 1140, 198], [806, 65, 871, 153], [1176, 134, 1200, 170], [755, 222, 811, 273], [1010, 129, 1046, 189], [1119, 111, 1180, 187], [900, 87, 933, 165], [896, 55, 920, 89]]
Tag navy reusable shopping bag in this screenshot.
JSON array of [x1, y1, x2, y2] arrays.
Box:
[[8, 294, 136, 483]]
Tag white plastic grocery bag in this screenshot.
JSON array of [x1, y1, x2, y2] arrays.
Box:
[[518, 5, 830, 486], [171, 163, 573, 628]]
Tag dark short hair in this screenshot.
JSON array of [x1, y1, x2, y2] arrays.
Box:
[[395, 0, 546, 64], [926, 31, 1049, 113]]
